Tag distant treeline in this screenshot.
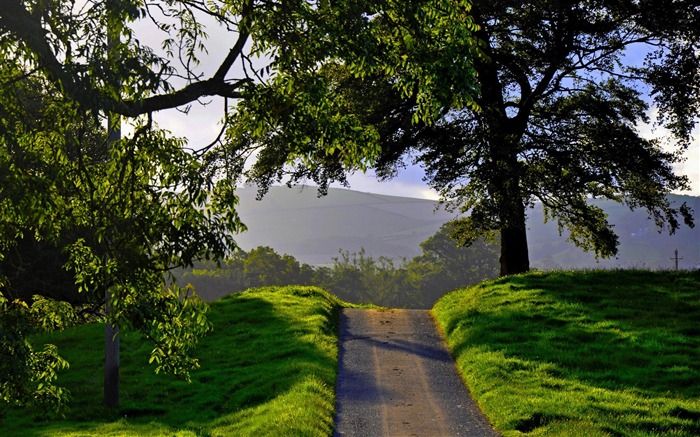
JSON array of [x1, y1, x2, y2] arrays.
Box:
[[176, 223, 500, 309]]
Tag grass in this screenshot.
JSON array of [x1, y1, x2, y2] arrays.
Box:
[[1, 286, 348, 436], [5, 270, 699, 436], [433, 269, 700, 436]]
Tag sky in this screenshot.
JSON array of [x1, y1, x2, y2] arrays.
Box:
[[155, 92, 699, 202], [138, 15, 699, 202]]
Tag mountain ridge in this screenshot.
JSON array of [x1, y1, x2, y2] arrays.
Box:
[[233, 186, 700, 270]]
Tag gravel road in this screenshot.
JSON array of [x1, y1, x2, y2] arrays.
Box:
[[333, 308, 500, 437]]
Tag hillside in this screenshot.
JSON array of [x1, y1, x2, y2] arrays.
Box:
[[528, 195, 700, 270], [434, 270, 700, 435], [1, 286, 345, 435], [232, 186, 700, 270], [4, 272, 697, 436], [234, 186, 458, 264]]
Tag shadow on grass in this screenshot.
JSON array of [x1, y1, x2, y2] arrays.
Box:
[[3, 288, 339, 436], [440, 270, 700, 435]]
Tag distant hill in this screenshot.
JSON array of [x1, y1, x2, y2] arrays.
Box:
[[233, 186, 700, 270], [234, 186, 458, 264]]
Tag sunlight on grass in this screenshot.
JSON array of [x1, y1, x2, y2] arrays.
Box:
[[433, 270, 700, 436], [1, 286, 345, 436]]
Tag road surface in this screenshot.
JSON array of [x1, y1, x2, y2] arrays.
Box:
[[334, 308, 500, 436]]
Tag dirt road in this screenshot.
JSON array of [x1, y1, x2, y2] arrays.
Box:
[[333, 308, 499, 436]]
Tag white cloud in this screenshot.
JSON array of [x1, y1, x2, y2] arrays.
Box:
[[338, 170, 440, 200], [152, 101, 227, 150], [637, 107, 700, 196]]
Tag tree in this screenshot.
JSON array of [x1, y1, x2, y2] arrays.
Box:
[[182, 257, 248, 301], [1, 0, 481, 409], [0, 0, 478, 145], [218, 0, 481, 194], [0, 235, 86, 305], [329, 1, 699, 275], [412, 221, 499, 300], [0, 295, 70, 415], [181, 247, 318, 300], [0, 64, 234, 408], [326, 249, 419, 307], [243, 246, 304, 288]]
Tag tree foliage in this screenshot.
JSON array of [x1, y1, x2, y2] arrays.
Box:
[[0, 64, 236, 408], [217, 0, 480, 194], [183, 246, 317, 300], [327, 0, 699, 275], [185, 233, 499, 309], [2, 0, 482, 409], [0, 0, 479, 119], [325, 248, 420, 307], [0, 294, 70, 415], [412, 221, 499, 301]]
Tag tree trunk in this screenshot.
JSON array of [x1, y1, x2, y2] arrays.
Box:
[[104, 313, 120, 407], [104, 97, 120, 407], [499, 217, 530, 276], [496, 163, 530, 276], [472, 25, 532, 277], [493, 143, 530, 276]]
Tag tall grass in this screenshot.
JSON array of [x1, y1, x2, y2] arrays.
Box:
[[1, 286, 345, 436], [433, 269, 700, 436]]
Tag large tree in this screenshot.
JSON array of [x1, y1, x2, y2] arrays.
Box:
[[0, 64, 234, 409], [327, 0, 699, 276], [0, 0, 480, 408]]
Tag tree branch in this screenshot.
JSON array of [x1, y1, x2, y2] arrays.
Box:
[[213, 0, 252, 81], [119, 78, 249, 116], [0, 0, 252, 117]]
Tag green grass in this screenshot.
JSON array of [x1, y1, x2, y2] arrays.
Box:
[[433, 269, 700, 436], [1, 286, 348, 436]]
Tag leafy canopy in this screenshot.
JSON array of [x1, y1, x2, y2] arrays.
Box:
[[0, 67, 235, 408], [0, 0, 481, 409], [327, 0, 699, 273]]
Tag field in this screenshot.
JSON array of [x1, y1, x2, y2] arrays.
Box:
[[2, 270, 699, 436], [434, 270, 700, 436], [1, 286, 346, 436]]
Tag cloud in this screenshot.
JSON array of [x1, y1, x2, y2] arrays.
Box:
[[637, 107, 700, 196], [152, 102, 227, 150], [338, 170, 440, 200]]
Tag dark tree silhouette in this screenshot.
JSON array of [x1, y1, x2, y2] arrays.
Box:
[[330, 1, 698, 275]]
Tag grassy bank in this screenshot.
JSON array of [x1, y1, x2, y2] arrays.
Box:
[[1, 286, 345, 436], [433, 269, 700, 436]]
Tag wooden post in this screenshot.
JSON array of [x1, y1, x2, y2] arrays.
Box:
[[104, 291, 119, 407]]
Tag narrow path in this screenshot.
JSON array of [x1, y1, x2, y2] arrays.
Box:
[[333, 308, 500, 436]]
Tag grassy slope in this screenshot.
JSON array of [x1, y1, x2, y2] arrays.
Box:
[[1, 286, 346, 436], [433, 270, 700, 436]]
